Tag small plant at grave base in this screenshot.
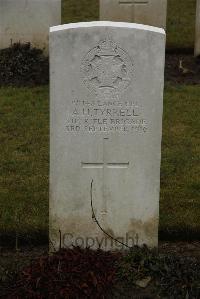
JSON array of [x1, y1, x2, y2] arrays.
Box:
[[0, 42, 49, 87], [3, 247, 121, 299], [116, 245, 200, 299]]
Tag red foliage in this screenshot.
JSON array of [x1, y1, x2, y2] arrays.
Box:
[[7, 247, 121, 299]]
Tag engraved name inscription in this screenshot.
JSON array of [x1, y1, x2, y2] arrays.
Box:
[[65, 98, 148, 134]]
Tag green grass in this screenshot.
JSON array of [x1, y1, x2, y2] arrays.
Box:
[[62, 0, 98, 23], [167, 0, 196, 49], [160, 84, 200, 235], [0, 85, 199, 238], [62, 0, 196, 50], [0, 87, 49, 235]]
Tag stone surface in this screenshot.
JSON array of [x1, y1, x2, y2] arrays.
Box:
[[100, 0, 167, 29], [50, 21, 165, 251], [0, 0, 61, 52], [195, 0, 200, 57]]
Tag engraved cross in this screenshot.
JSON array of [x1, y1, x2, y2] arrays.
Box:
[[81, 137, 129, 214], [81, 137, 129, 170], [119, 0, 149, 19], [119, 0, 149, 5]]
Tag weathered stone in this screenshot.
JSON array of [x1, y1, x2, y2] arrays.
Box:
[[0, 0, 61, 52], [100, 0, 167, 29], [135, 276, 152, 288], [49, 21, 165, 251]]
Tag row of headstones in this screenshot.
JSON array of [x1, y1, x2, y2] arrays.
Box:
[[101, 0, 200, 57], [0, 0, 200, 56]]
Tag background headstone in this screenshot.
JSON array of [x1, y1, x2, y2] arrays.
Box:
[[0, 0, 61, 52], [50, 21, 165, 251], [195, 0, 200, 57], [100, 0, 167, 29]]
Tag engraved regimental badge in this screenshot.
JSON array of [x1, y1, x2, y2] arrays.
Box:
[[81, 39, 134, 98]]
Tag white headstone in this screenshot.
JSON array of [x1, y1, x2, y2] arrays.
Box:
[[195, 0, 200, 57], [0, 0, 61, 52], [100, 0, 167, 29], [50, 21, 165, 251]]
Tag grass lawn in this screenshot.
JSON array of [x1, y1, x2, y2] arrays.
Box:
[[62, 0, 196, 50], [0, 87, 49, 237], [166, 0, 196, 50], [0, 84, 199, 240], [160, 84, 200, 238]]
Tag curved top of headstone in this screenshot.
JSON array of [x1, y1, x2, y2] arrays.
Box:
[[50, 21, 165, 35]]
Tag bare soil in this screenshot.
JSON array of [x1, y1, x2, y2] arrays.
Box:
[[0, 242, 199, 298], [165, 54, 200, 84]]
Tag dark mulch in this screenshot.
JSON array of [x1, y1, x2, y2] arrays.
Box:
[[115, 245, 200, 299], [0, 245, 200, 299], [165, 53, 200, 84], [0, 43, 49, 87], [0, 43, 200, 87], [0, 247, 120, 299]]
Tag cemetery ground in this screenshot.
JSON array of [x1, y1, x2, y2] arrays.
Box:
[[0, 83, 200, 244], [0, 53, 200, 298], [0, 0, 200, 298]]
